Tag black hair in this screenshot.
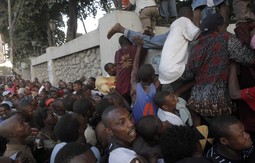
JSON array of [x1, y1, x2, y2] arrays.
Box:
[[119, 35, 132, 47], [104, 62, 115, 72], [209, 115, 240, 140], [41, 89, 49, 95], [62, 94, 78, 111], [73, 80, 82, 86], [154, 91, 169, 108], [52, 99, 62, 109], [178, 6, 193, 18], [104, 93, 125, 107], [63, 88, 72, 95], [138, 64, 155, 83], [34, 108, 48, 130], [54, 113, 80, 142], [76, 86, 91, 98], [200, 13, 224, 35], [0, 103, 11, 110], [96, 98, 114, 117], [38, 99, 46, 108], [101, 105, 117, 128], [55, 142, 91, 163], [50, 90, 58, 96], [6, 111, 25, 120], [89, 77, 96, 82], [160, 125, 199, 163], [18, 96, 33, 109], [73, 98, 93, 118], [136, 115, 160, 146]]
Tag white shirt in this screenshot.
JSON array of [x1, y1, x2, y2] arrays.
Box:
[[50, 142, 100, 163], [157, 108, 185, 126], [50, 142, 67, 163], [109, 147, 137, 163], [129, 0, 156, 14], [158, 17, 200, 84]]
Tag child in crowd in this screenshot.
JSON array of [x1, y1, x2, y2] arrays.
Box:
[[130, 36, 159, 123], [114, 35, 147, 104], [154, 90, 193, 126], [104, 62, 116, 77], [125, 0, 159, 36]]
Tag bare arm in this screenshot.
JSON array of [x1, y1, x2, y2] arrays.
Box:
[[130, 46, 142, 95], [130, 36, 143, 98], [228, 61, 241, 99]]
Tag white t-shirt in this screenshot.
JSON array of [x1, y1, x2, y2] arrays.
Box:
[[109, 147, 137, 163], [129, 0, 156, 14], [50, 142, 100, 163], [50, 142, 67, 163], [158, 17, 200, 84], [157, 108, 185, 126]]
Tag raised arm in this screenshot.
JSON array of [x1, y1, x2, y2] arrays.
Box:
[[130, 36, 143, 96]]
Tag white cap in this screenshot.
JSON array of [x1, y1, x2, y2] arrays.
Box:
[[2, 91, 11, 96]]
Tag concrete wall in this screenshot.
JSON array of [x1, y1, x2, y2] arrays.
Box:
[[30, 10, 235, 86], [30, 29, 101, 85], [30, 10, 167, 85], [54, 47, 101, 83], [32, 62, 49, 82]]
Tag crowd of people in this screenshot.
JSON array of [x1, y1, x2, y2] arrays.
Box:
[[0, 0, 255, 162]]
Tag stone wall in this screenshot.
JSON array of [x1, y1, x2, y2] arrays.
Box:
[[54, 47, 101, 82], [33, 62, 49, 82], [21, 67, 31, 80]]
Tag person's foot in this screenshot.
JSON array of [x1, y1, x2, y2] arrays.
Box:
[[107, 23, 124, 39]]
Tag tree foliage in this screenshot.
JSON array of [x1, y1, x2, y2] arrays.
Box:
[[0, 0, 110, 64]]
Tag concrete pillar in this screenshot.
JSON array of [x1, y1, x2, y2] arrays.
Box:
[[30, 57, 35, 81], [46, 47, 57, 86]]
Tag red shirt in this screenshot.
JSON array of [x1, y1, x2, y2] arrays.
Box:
[[115, 45, 147, 96]]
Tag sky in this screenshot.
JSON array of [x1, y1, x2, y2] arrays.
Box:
[[61, 8, 106, 34]]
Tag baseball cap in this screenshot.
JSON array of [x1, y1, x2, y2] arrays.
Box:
[[200, 13, 224, 33], [46, 98, 55, 107], [241, 87, 255, 111]]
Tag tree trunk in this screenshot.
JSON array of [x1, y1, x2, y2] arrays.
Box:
[[66, 0, 78, 42]]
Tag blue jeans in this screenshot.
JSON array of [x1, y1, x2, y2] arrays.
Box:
[[159, 0, 178, 18], [124, 29, 169, 49]]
